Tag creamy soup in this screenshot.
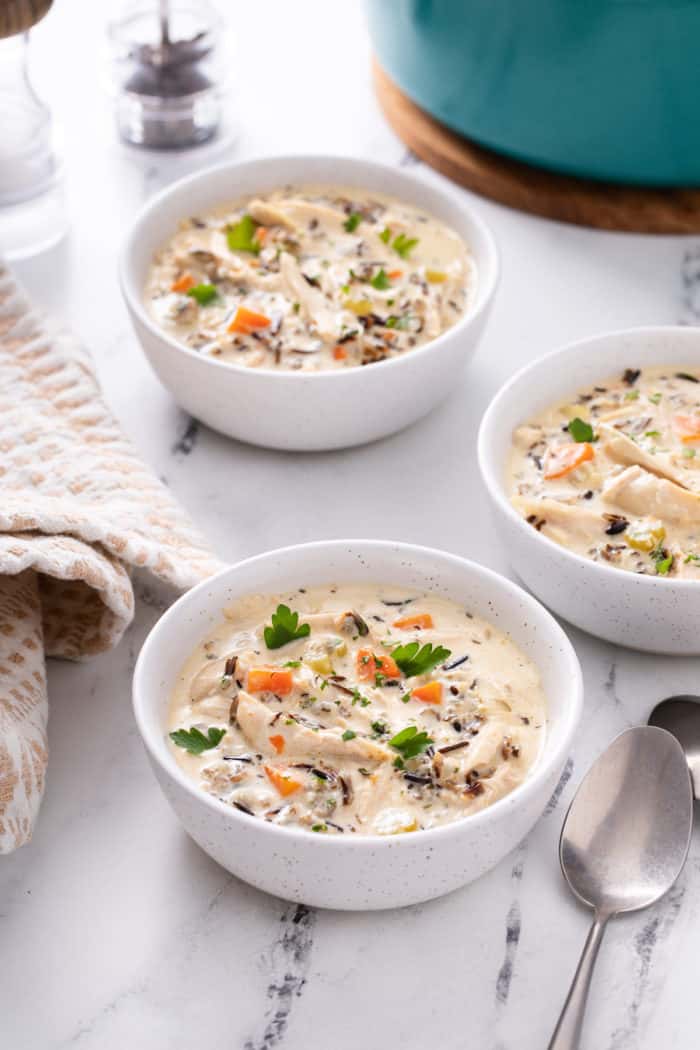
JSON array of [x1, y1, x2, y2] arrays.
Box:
[[168, 585, 546, 836], [145, 186, 474, 371], [508, 366, 700, 578]]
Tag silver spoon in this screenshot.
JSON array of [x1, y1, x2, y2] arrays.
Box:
[[649, 695, 700, 797], [548, 725, 693, 1050]]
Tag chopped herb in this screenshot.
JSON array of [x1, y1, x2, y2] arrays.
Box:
[[351, 688, 370, 707], [187, 283, 218, 305], [389, 725, 433, 760], [391, 641, 451, 678], [401, 692, 411, 704], [624, 390, 640, 401], [312, 824, 327, 832], [371, 721, 388, 736], [374, 673, 386, 687], [644, 430, 661, 438], [392, 232, 419, 259], [685, 553, 700, 563], [683, 447, 696, 459], [379, 226, 391, 244], [649, 392, 662, 404], [226, 214, 260, 254], [342, 729, 357, 741], [340, 284, 350, 295], [370, 267, 391, 290], [264, 604, 311, 649], [393, 756, 405, 769], [343, 212, 362, 233], [567, 417, 595, 443], [292, 301, 300, 314], [169, 726, 226, 755], [652, 544, 673, 575], [284, 660, 302, 668]]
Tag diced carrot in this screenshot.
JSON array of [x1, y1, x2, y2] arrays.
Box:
[[247, 668, 293, 695], [393, 613, 434, 630], [254, 226, 268, 245], [388, 269, 403, 280], [227, 306, 272, 334], [171, 272, 195, 293], [543, 442, 594, 480], [333, 345, 347, 361], [356, 649, 400, 680], [269, 734, 285, 755], [412, 681, 442, 704], [264, 765, 301, 797], [673, 413, 700, 443]]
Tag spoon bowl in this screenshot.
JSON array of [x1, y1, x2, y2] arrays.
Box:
[[649, 695, 700, 799], [549, 726, 693, 1050]]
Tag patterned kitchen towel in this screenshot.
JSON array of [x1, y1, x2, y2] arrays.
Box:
[[0, 263, 224, 853]]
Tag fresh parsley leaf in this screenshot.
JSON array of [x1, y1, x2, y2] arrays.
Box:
[[187, 283, 218, 306], [170, 726, 226, 755], [391, 641, 451, 678], [401, 692, 411, 704], [374, 673, 386, 687], [644, 430, 661, 439], [344, 212, 362, 233], [379, 227, 391, 244], [567, 417, 595, 443], [652, 545, 673, 576], [370, 267, 391, 290], [371, 720, 387, 736], [384, 314, 411, 330], [624, 390, 640, 401], [292, 301, 300, 313], [392, 232, 419, 259], [685, 553, 700, 563], [284, 660, 301, 667], [342, 729, 357, 741], [312, 823, 327, 832], [389, 725, 433, 760], [264, 604, 311, 649], [226, 214, 260, 254], [649, 392, 662, 404]]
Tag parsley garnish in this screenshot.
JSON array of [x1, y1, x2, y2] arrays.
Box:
[[567, 417, 595, 443], [284, 660, 301, 668], [342, 729, 357, 741], [624, 390, 640, 401], [401, 692, 411, 704], [379, 227, 391, 244], [685, 553, 700, 563], [389, 726, 433, 760], [169, 726, 226, 755], [384, 315, 411, 330], [344, 212, 362, 233], [649, 392, 662, 404], [391, 641, 451, 678], [371, 721, 387, 736], [644, 430, 661, 438], [370, 267, 391, 290], [264, 604, 311, 649], [312, 824, 327, 832], [187, 283, 218, 306], [226, 214, 260, 254], [392, 233, 419, 259], [652, 544, 673, 575], [683, 448, 696, 459]]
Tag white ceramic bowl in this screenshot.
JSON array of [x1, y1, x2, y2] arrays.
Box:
[[478, 327, 700, 654], [133, 540, 582, 910], [120, 155, 498, 451]]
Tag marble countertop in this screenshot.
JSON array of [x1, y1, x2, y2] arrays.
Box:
[[4, 3, 700, 1048]]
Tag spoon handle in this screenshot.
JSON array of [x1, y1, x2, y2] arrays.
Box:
[[547, 913, 608, 1050]]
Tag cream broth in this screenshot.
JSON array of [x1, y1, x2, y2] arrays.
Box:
[[168, 584, 546, 836], [145, 185, 474, 371], [508, 365, 700, 578]]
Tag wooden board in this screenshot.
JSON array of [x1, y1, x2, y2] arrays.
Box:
[[373, 60, 700, 234]]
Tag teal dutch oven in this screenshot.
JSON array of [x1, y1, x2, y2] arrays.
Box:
[[367, 0, 700, 185]]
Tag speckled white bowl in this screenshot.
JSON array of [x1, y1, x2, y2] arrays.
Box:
[[133, 540, 582, 910], [119, 154, 498, 451], [478, 327, 700, 654]]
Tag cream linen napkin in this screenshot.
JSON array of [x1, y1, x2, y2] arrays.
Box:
[[0, 263, 224, 853]]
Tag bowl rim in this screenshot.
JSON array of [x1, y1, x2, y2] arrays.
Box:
[[477, 324, 700, 593], [132, 538, 583, 850], [119, 152, 500, 382]]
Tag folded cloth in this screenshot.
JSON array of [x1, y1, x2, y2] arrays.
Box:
[[0, 263, 224, 853]]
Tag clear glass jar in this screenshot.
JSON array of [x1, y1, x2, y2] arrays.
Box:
[[108, 0, 225, 150]]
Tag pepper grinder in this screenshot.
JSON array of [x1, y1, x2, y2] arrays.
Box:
[[108, 0, 224, 149], [0, 0, 67, 259]]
